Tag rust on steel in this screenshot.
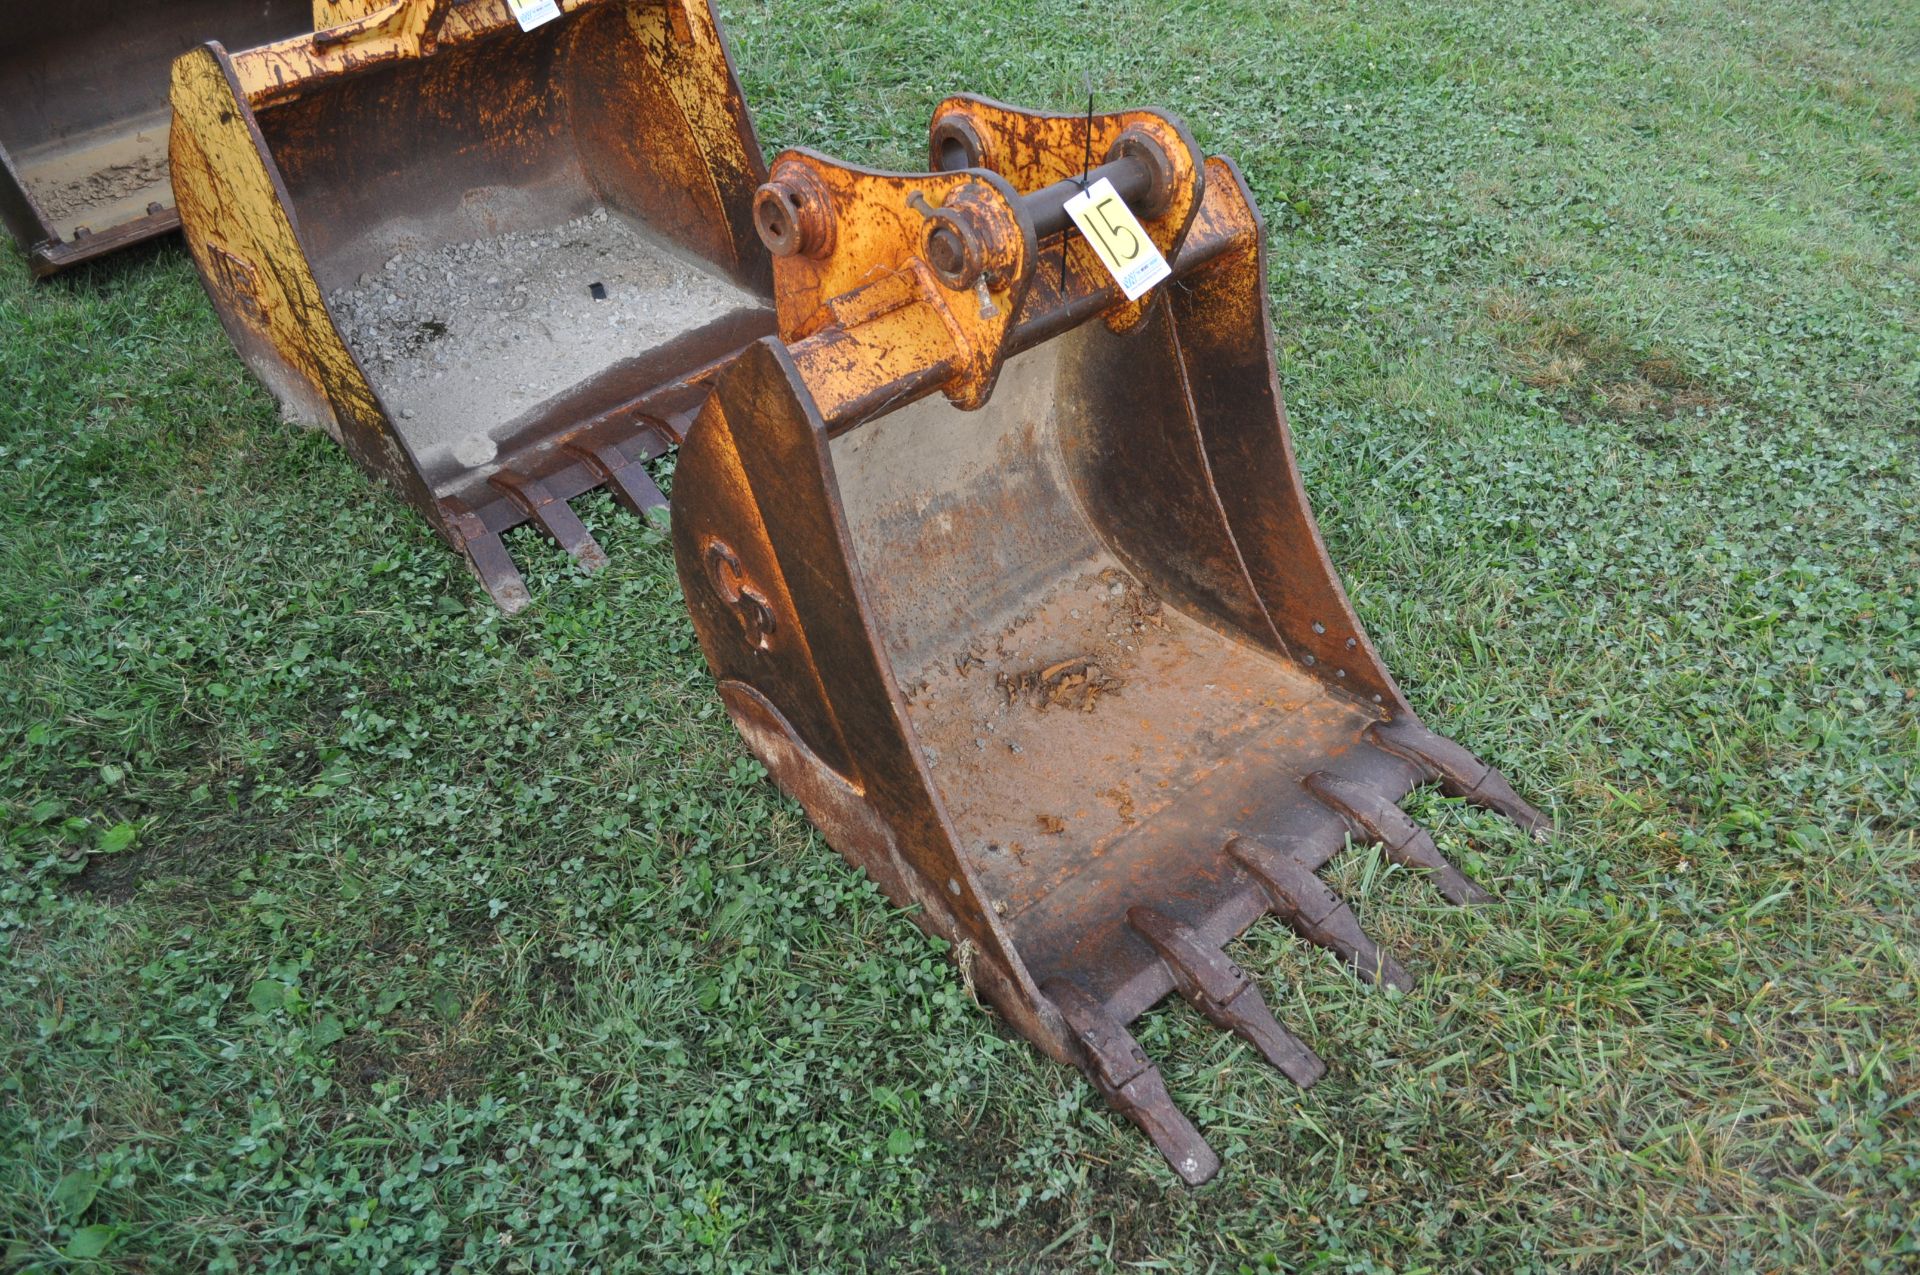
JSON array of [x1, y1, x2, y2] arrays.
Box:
[[0, 0, 311, 277], [169, 0, 775, 611], [671, 93, 1552, 1183]]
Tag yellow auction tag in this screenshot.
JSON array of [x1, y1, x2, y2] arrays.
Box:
[[1062, 176, 1172, 301], [506, 0, 563, 32]]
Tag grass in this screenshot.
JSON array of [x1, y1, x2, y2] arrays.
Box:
[[2, 0, 1916, 1269]]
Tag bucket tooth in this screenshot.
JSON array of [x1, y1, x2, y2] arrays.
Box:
[[1229, 837, 1415, 991], [1127, 908, 1325, 1087], [1365, 720, 1551, 841], [1304, 771, 1492, 906], [445, 501, 531, 615], [490, 471, 610, 573], [566, 438, 669, 519], [1044, 979, 1220, 1186]]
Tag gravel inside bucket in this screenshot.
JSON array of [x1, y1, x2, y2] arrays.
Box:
[[327, 208, 757, 475]]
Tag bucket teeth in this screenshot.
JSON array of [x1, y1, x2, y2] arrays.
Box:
[[1044, 979, 1221, 1186], [1126, 907, 1325, 1087], [1304, 771, 1493, 906], [1229, 836, 1415, 991], [1365, 720, 1552, 841], [490, 470, 610, 572], [566, 439, 669, 519]]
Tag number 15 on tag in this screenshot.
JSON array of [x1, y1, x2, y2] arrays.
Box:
[[1062, 177, 1172, 302]]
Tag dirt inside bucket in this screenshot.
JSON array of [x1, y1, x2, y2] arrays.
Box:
[[828, 337, 1352, 936], [900, 555, 1338, 928], [18, 110, 172, 239], [326, 208, 760, 480]]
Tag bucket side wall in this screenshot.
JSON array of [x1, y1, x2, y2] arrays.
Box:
[[1167, 160, 1411, 713], [169, 46, 438, 522], [673, 338, 1076, 1064]]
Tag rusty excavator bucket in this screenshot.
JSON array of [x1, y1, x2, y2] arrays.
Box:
[[0, 0, 311, 276], [671, 96, 1552, 1184], [169, 0, 774, 609]]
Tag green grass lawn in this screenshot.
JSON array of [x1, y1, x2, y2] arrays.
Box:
[[3, 0, 1916, 1269]]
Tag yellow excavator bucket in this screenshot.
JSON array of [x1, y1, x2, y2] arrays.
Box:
[[169, 0, 774, 608]]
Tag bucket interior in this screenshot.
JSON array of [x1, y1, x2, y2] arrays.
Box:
[[256, 4, 773, 487], [830, 319, 1388, 977], [0, 0, 307, 241]]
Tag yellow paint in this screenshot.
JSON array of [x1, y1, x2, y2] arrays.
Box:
[[624, 0, 758, 273], [765, 158, 1034, 415], [169, 46, 414, 494], [170, 0, 765, 529]]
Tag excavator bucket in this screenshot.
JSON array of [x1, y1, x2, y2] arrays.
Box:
[[0, 0, 310, 276], [671, 96, 1552, 1184], [168, 0, 774, 609]]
